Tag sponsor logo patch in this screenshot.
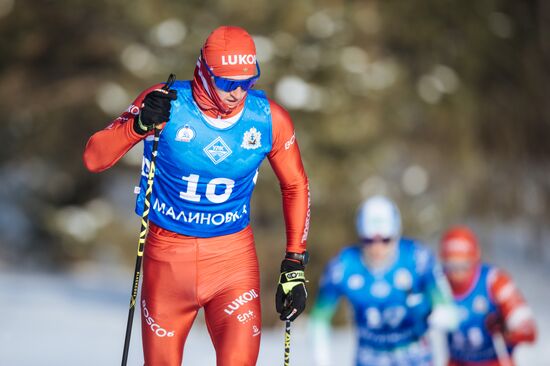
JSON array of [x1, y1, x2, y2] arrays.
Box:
[[204, 136, 232, 164], [237, 310, 256, 324], [284, 131, 296, 150], [221, 54, 257, 65], [473, 295, 488, 314], [444, 238, 473, 253], [175, 124, 195, 142], [224, 289, 259, 315], [241, 127, 262, 150], [406, 293, 424, 307], [370, 280, 391, 298], [252, 324, 261, 337], [142, 299, 175, 338], [394, 269, 412, 291], [347, 274, 365, 290], [127, 104, 140, 115], [153, 199, 247, 226]]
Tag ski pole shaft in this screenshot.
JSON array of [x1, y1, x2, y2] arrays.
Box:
[[121, 73, 175, 366], [492, 332, 513, 366], [284, 320, 291, 366]]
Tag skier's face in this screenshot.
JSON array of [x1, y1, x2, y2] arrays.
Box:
[[443, 258, 477, 288], [216, 81, 247, 109], [362, 237, 397, 265]]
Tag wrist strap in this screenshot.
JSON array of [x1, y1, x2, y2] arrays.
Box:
[[279, 270, 306, 283], [285, 251, 309, 265], [137, 115, 150, 132]]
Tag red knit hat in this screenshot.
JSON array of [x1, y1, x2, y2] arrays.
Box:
[[202, 26, 257, 77], [440, 226, 481, 262]]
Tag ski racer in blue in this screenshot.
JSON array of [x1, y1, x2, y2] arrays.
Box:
[[310, 196, 458, 366]]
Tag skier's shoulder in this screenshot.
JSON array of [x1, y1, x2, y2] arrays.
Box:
[[398, 237, 436, 272], [399, 236, 432, 256], [324, 245, 360, 269], [325, 245, 360, 274], [247, 87, 268, 99], [267, 97, 292, 126], [485, 263, 513, 292], [338, 244, 362, 261], [321, 245, 359, 286]]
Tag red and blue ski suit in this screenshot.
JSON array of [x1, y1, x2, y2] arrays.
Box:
[[83, 80, 309, 365]]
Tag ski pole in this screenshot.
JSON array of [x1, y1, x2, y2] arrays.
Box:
[[283, 320, 291, 366], [492, 332, 513, 366], [121, 73, 176, 366]]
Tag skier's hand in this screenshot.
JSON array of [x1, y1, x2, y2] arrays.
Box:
[[485, 312, 506, 335], [134, 88, 177, 135], [275, 259, 307, 321]]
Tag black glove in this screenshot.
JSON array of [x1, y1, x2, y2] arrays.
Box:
[[485, 312, 506, 335], [133, 88, 177, 134], [275, 259, 307, 321]]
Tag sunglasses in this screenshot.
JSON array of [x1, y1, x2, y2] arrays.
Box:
[[362, 237, 394, 245], [201, 50, 261, 92], [443, 261, 474, 272]]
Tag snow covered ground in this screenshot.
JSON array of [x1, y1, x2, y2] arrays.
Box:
[[0, 263, 547, 366], [0, 267, 350, 366]]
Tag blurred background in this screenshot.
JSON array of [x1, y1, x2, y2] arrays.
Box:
[[1, 0, 549, 364]]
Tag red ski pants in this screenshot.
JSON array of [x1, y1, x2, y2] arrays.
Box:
[[140, 224, 261, 366]]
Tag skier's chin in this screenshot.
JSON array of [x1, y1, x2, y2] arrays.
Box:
[[225, 100, 240, 108]]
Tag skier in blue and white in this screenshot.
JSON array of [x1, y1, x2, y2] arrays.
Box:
[[310, 195, 458, 366]]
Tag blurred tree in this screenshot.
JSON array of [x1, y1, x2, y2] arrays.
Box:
[[0, 0, 548, 324]]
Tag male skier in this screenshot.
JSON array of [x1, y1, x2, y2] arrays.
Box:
[[310, 195, 457, 366], [84, 26, 310, 366], [440, 226, 536, 366]]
